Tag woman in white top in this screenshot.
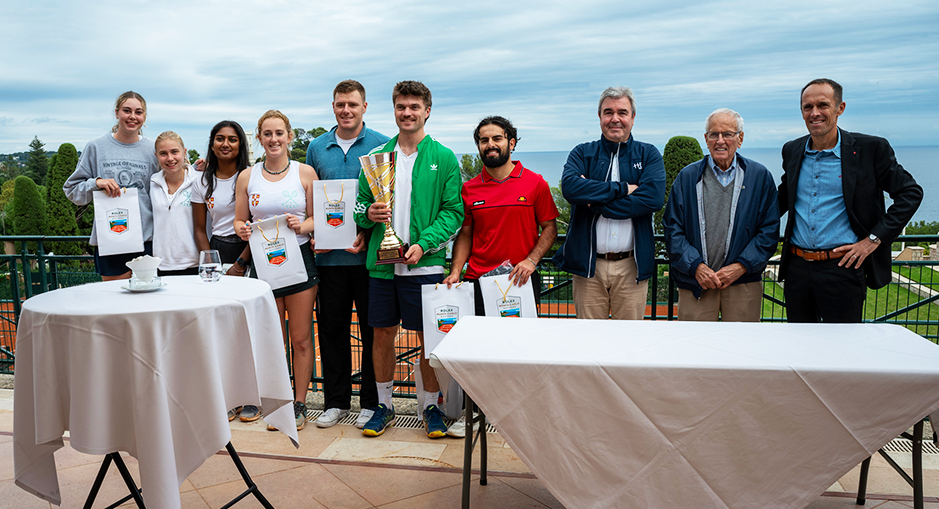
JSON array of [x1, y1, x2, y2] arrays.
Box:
[[63, 91, 159, 280], [235, 110, 319, 430], [192, 121, 252, 277], [150, 131, 199, 276]]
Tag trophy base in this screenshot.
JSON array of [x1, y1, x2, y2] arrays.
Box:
[[375, 243, 409, 265]]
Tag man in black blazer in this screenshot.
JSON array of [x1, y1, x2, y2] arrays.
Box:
[[778, 78, 922, 323]]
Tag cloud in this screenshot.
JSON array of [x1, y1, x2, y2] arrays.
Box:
[[0, 0, 937, 156]]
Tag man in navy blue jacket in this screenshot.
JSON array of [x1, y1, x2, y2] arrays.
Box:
[[664, 109, 779, 321], [553, 87, 665, 320]]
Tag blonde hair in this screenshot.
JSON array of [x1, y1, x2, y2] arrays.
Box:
[[112, 91, 147, 135], [256, 110, 293, 144], [154, 131, 186, 152]]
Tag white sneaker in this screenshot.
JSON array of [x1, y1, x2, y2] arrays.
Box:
[[315, 408, 349, 428], [447, 413, 480, 438], [355, 408, 375, 429]]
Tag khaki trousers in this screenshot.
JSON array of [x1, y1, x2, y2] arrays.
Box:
[[677, 281, 763, 322], [572, 257, 648, 320]]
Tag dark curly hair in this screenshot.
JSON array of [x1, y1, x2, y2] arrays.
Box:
[[473, 116, 519, 148]]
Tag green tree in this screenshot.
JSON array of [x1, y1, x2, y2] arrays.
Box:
[[460, 153, 483, 182], [45, 143, 82, 255], [24, 136, 51, 186], [1, 154, 22, 184], [0, 180, 15, 213], [658, 136, 704, 236], [550, 183, 571, 234], [188, 149, 200, 164], [12, 175, 47, 251], [290, 127, 330, 161]]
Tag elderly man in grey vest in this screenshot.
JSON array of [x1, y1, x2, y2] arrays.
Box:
[[663, 109, 779, 321]]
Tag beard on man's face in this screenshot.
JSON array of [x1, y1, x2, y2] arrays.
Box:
[[481, 147, 510, 168]]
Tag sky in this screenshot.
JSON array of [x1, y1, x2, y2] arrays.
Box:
[[1, 0, 937, 158]]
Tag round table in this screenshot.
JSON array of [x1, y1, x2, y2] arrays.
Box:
[[14, 276, 298, 509]]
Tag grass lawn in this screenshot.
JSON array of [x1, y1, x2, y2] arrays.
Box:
[[762, 275, 939, 343]]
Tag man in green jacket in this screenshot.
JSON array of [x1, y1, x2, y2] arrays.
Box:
[[353, 81, 463, 438]]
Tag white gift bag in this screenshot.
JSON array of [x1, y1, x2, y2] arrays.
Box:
[[312, 179, 358, 250], [247, 214, 308, 290], [479, 274, 538, 318], [421, 282, 476, 358], [93, 188, 144, 256]]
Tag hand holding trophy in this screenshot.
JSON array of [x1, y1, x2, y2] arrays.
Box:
[[359, 152, 408, 264]]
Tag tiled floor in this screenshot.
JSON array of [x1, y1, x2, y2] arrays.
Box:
[[1, 389, 936, 508]]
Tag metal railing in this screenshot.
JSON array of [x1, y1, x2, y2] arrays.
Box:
[[2, 235, 938, 397]]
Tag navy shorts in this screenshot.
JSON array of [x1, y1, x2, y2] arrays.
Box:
[[93, 242, 153, 277], [368, 273, 444, 331]]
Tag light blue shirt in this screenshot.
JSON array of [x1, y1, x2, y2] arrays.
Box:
[[707, 155, 737, 187], [791, 132, 857, 250]]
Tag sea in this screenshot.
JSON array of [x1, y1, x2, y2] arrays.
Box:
[[463, 146, 937, 224]]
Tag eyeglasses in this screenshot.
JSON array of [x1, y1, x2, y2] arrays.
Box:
[[706, 131, 740, 141]]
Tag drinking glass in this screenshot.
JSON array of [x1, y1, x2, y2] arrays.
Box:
[[199, 250, 222, 282]]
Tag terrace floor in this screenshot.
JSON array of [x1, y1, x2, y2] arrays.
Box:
[[0, 389, 936, 508]]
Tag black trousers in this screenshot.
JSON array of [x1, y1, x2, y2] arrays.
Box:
[[315, 265, 378, 409], [783, 256, 867, 323]]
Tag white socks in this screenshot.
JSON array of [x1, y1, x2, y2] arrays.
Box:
[[424, 391, 439, 411], [377, 381, 394, 409]]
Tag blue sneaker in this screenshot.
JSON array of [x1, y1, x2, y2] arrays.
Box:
[[423, 405, 448, 439], [362, 404, 395, 437]]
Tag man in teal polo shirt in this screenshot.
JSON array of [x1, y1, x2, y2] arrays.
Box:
[[306, 80, 389, 429]]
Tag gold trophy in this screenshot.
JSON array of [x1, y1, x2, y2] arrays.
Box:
[[359, 152, 408, 264]]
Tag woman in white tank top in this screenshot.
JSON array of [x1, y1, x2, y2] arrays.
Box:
[[234, 110, 320, 430]]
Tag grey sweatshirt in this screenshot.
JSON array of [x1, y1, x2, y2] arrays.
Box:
[[64, 133, 160, 245]]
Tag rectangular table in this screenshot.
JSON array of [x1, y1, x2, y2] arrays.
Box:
[[432, 317, 939, 509], [14, 276, 299, 509]]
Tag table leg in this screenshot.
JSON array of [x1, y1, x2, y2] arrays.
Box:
[[83, 453, 145, 509], [112, 454, 146, 508], [220, 442, 274, 509], [913, 420, 924, 509], [479, 410, 488, 486], [856, 456, 871, 505], [462, 391, 473, 509], [855, 419, 925, 509]]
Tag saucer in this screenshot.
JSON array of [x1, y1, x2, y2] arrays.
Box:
[[121, 282, 167, 293]]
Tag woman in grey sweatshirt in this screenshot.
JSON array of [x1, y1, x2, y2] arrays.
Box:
[[63, 91, 160, 280]]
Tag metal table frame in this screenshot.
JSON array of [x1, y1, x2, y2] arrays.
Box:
[[83, 442, 273, 509], [856, 418, 926, 509]]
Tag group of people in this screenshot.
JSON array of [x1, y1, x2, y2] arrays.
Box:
[[61, 76, 922, 440], [556, 79, 922, 329]]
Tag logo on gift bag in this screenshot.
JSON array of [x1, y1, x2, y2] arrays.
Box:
[[263, 238, 288, 266], [325, 202, 345, 228], [498, 296, 522, 318], [250, 194, 260, 207], [435, 305, 459, 333], [107, 208, 129, 234]]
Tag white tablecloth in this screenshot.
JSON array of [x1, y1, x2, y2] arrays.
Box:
[[432, 317, 939, 509], [14, 276, 298, 509]]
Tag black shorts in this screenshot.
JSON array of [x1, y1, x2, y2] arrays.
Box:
[[93, 242, 154, 277], [210, 234, 249, 265]]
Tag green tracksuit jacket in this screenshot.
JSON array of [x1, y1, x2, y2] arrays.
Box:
[[353, 135, 464, 279]]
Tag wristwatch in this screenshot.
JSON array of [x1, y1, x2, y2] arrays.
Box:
[[236, 257, 248, 267], [868, 234, 881, 245]]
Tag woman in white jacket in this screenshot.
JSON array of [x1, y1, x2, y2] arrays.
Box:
[[150, 131, 199, 276]]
